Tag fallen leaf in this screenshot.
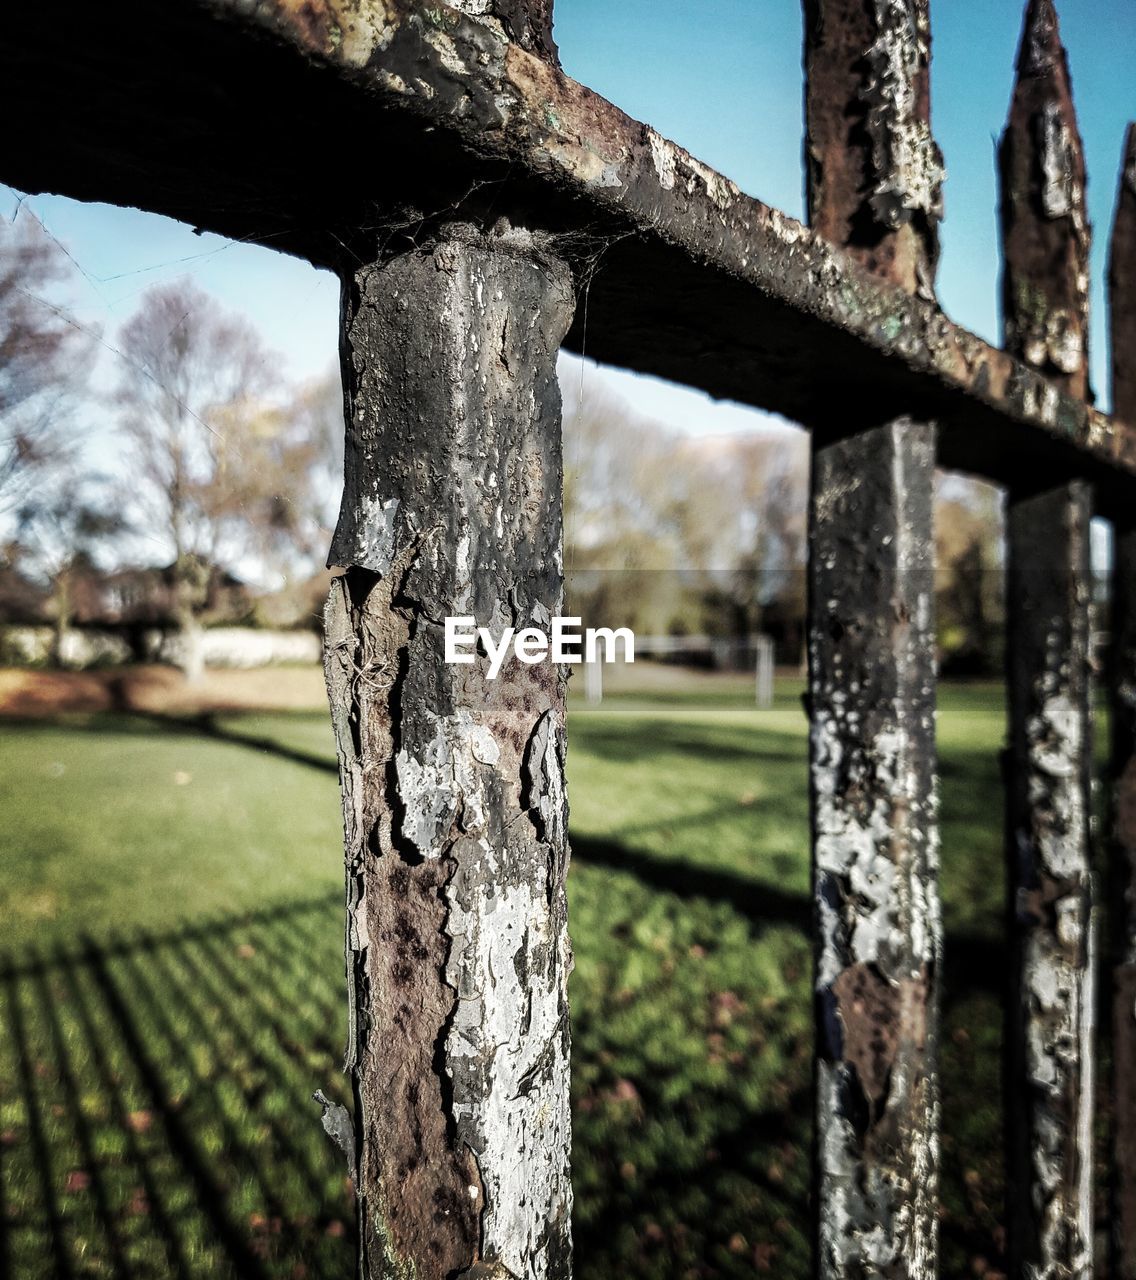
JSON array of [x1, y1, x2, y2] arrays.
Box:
[[126, 1110, 152, 1134]]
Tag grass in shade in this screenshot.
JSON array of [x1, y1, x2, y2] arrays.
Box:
[[0, 675, 1045, 1277]]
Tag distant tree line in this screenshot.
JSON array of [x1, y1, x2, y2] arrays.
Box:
[[1, 210, 342, 675], [1, 209, 1010, 677], [563, 385, 1009, 674]]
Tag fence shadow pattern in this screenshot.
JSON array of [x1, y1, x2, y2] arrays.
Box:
[[0, 896, 356, 1280], [0, 850, 1012, 1278], [0, 878, 819, 1280]]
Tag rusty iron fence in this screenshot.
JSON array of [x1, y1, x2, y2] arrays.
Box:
[[4, 0, 1136, 1276]]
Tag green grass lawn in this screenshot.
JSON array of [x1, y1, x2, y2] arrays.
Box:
[[0, 678, 1022, 1277]]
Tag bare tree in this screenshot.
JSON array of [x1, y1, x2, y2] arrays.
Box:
[[704, 433, 808, 641], [243, 369, 343, 574], [562, 380, 808, 642], [562, 384, 694, 635], [15, 469, 126, 665], [0, 210, 94, 512], [211, 368, 345, 629], [934, 475, 1004, 674], [114, 279, 279, 679]]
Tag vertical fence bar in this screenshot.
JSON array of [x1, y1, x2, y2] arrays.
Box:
[[1110, 122, 1136, 1280], [999, 4, 1096, 1277], [803, 3, 944, 1276], [324, 224, 575, 1280]]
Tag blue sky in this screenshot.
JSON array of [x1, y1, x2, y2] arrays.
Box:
[[5, 0, 1135, 441], [557, 0, 1136, 406]]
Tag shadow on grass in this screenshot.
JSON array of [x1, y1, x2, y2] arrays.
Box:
[[0, 870, 816, 1279], [126, 707, 340, 776], [0, 895, 355, 1280], [0, 845, 1012, 1280], [0, 704, 1013, 1276], [572, 719, 807, 767], [573, 832, 1005, 998], [0, 706, 340, 776]]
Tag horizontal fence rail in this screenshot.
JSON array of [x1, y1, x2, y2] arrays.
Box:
[[3, 0, 1136, 509]]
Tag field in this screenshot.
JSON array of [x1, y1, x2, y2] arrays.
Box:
[[0, 668, 1028, 1277]]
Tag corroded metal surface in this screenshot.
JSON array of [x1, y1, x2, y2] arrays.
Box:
[[1001, 5, 1096, 1277], [2, 0, 1136, 500], [809, 418, 940, 1280], [999, 0, 1091, 402], [804, 0, 944, 298], [1004, 482, 1095, 1280], [804, 5, 941, 1276], [1110, 121, 1136, 1280], [324, 228, 574, 1280]]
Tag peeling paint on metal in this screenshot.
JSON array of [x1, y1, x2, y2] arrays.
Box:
[[862, 0, 944, 234], [1005, 481, 1095, 1280], [1001, 8, 1096, 1266], [1038, 101, 1077, 220], [808, 417, 940, 1280], [329, 493, 399, 574], [323, 227, 574, 1280], [646, 127, 675, 192], [313, 1088, 356, 1179], [396, 710, 500, 856], [1000, 0, 1091, 400], [15, 0, 1136, 492]]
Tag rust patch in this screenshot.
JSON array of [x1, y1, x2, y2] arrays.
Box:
[[832, 963, 927, 1114], [804, 0, 943, 296], [373, 715, 481, 1270], [268, 0, 339, 53], [360, 952, 483, 1280], [327, 568, 482, 1278], [1000, 0, 1091, 400]]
